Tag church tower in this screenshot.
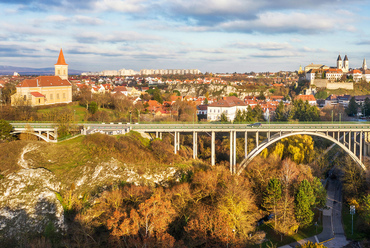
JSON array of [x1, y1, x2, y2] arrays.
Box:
[[337, 55, 343, 70], [55, 48, 68, 80], [363, 58, 367, 70], [343, 55, 349, 72]]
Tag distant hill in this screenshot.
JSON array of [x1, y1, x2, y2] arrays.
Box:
[[0, 65, 84, 76]]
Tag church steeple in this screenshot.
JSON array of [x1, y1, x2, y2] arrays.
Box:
[[363, 58, 367, 70], [337, 54, 343, 70], [54, 48, 68, 80]]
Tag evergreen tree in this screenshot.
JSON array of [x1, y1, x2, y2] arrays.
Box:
[[252, 104, 264, 121], [346, 96, 358, 117], [275, 101, 286, 121], [0, 119, 14, 141], [245, 106, 254, 122], [220, 112, 228, 122], [234, 109, 244, 123], [362, 97, 370, 117], [311, 178, 327, 208], [262, 178, 282, 229], [295, 180, 314, 227]]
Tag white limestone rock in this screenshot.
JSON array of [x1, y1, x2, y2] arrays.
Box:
[[0, 168, 65, 240]]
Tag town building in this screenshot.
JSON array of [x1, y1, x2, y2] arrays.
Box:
[[11, 49, 72, 106], [207, 96, 248, 121]]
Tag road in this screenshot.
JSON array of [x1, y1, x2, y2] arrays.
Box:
[[280, 178, 349, 248]]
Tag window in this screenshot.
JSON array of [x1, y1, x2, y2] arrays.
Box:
[[63, 93, 66, 99], [57, 93, 59, 99], [24, 95, 26, 101], [38, 99, 41, 104], [50, 94, 53, 100], [57, 70, 60, 75]]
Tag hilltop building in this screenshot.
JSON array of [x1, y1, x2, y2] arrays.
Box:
[[11, 49, 72, 106]]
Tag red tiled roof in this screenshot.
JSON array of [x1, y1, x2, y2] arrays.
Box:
[[17, 76, 71, 87], [208, 96, 246, 107], [55, 48, 68, 65], [295, 95, 316, 101], [30, 92, 45, 98]]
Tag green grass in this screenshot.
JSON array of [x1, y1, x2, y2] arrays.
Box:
[[257, 210, 323, 247], [37, 104, 88, 122], [342, 204, 368, 240]]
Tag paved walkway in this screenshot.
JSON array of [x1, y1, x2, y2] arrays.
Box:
[[279, 179, 349, 248]]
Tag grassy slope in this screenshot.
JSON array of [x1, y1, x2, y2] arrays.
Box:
[[0, 133, 193, 189]]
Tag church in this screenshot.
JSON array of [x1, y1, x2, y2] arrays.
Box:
[[11, 49, 72, 106]]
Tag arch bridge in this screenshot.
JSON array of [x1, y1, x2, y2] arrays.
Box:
[[131, 123, 370, 174], [10, 123, 58, 142], [9, 122, 370, 174]]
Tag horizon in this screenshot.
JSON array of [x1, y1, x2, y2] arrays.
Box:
[[1, 1, 370, 73]]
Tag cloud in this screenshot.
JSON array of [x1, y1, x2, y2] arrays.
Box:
[[250, 51, 303, 58], [231, 42, 293, 50], [0, 43, 41, 57], [44, 15, 103, 25], [74, 31, 161, 44]]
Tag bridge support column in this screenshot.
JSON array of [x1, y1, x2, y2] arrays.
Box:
[[337, 131, 340, 142], [230, 131, 233, 173], [193, 131, 198, 159], [245, 131, 248, 159], [256, 131, 259, 148], [160, 132, 162, 140], [353, 132, 356, 155], [233, 131, 237, 170], [211, 131, 215, 166], [174, 131, 177, 154], [156, 132, 158, 138], [360, 131, 363, 162], [349, 131, 352, 152], [47, 131, 50, 141], [177, 132, 180, 151]]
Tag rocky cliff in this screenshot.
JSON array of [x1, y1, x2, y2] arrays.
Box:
[[0, 140, 184, 242]]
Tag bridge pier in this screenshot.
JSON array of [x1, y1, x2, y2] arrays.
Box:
[[211, 131, 215, 166], [360, 131, 363, 161], [245, 131, 248, 159], [174, 131, 177, 154], [193, 131, 198, 159], [230, 131, 233, 172]]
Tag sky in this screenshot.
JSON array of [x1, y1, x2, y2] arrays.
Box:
[[1, 0, 370, 73]]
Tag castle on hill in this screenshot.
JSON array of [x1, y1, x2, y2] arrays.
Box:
[[304, 54, 370, 84]]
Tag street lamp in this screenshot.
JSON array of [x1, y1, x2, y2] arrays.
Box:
[[350, 205, 355, 236]]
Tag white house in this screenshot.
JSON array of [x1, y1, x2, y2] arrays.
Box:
[[207, 96, 248, 121]]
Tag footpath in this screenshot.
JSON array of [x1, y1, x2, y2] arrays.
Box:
[[279, 178, 349, 248]]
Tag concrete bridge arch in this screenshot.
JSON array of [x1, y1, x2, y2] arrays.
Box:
[[11, 131, 57, 143], [236, 131, 366, 175]]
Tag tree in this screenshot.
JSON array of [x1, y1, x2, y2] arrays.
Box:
[[234, 109, 244, 123], [310, 177, 327, 208], [259, 91, 266, 100], [314, 91, 328, 100], [275, 101, 286, 121], [88, 101, 98, 114], [362, 194, 370, 225], [295, 180, 315, 227], [220, 112, 228, 122], [362, 97, 370, 117], [0, 119, 13, 141], [346, 96, 358, 117], [262, 178, 282, 230]]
